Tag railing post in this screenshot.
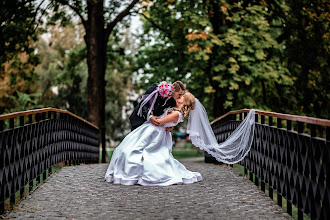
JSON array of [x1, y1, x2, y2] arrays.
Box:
[[41, 113, 47, 182], [286, 120, 292, 216], [268, 116, 273, 200], [19, 116, 25, 199], [297, 122, 304, 220], [254, 114, 259, 187], [9, 118, 15, 207], [247, 110, 253, 182], [324, 127, 330, 219], [276, 118, 282, 207], [47, 111, 52, 178], [260, 114, 266, 191], [28, 114, 33, 193], [309, 124, 317, 219], [36, 113, 41, 186], [242, 112, 249, 176]]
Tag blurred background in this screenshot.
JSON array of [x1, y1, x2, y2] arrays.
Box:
[[1, 0, 329, 152]]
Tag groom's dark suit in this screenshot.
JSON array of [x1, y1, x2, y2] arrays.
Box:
[[129, 83, 176, 131]]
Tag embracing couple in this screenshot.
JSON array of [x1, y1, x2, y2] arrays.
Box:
[[104, 81, 256, 186]]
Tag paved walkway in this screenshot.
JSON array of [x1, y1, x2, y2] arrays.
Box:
[[4, 159, 291, 219]]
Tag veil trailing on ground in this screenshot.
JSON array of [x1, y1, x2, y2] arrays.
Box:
[[187, 98, 255, 164]]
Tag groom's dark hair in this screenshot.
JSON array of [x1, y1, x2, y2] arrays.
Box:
[[173, 81, 185, 91]]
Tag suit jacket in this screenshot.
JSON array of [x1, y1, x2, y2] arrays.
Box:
[[129, 83, 176, 131]]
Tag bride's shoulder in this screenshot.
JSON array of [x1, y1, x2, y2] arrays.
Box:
[[176, 111, 184, 122], [167, 108, 183, 123]]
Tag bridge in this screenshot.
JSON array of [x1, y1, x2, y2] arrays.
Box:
[[0, 108, 329, 219]]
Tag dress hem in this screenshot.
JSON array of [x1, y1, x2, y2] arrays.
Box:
[[105, 174, 202, 186]]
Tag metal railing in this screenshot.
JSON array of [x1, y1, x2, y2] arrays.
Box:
[[210, 109, 330, 220], [0, 108, 99, 214]]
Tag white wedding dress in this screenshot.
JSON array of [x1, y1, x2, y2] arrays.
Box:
[[104, 109, 202, 186]]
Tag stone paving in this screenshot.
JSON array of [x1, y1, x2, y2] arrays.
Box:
[[4, 159, 292, 220]]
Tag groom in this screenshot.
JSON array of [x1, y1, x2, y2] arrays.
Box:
[[130, 81, 185, 131]]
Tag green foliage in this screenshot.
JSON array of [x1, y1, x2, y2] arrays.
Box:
[[0, 0, 42, 114], [204, 2, 292, 116], [137, 0, 292, 119], [35, 22, 135, 141], [36, 23, 88, 118], [283, 0, 329, 119], [105, 31, 135, 141], [6, 91, 43, 113], [55, 45, 89, 117], [0, 0, 39, 67]]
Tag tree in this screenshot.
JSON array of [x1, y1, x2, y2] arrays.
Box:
[[0, 0, 40, 68], [0, 52, 41, 114], [36, 22, 88, 117], [42, 0, 140, 161], [0, 0, 42, 114], [36, 18, 136, 147], [48, 0, 139, 136], [105, 30, 135, 143], [137, 0, 292, 119], [283, 0, 329, 119]]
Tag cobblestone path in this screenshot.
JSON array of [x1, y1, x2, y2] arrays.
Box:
[[4, 160, 291, 220]]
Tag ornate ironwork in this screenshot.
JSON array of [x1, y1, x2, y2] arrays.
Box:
[[210, 110, 330, 220], [0, 109, 99, 214]]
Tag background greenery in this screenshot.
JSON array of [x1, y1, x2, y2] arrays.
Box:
[[1, 0, 329, 142]]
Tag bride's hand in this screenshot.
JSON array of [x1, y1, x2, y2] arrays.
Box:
[[150, 116, 160, 126]]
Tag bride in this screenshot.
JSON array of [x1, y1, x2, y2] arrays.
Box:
[[105, 90, 256, 186], [105, 92, 203, 186]]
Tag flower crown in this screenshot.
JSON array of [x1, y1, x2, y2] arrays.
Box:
[[157, 81, 174, 98]]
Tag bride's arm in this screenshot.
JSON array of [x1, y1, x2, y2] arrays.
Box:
[[157, 111, 179, 125]]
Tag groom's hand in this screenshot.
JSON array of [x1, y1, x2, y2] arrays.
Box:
[[150, 116, 160, 126]]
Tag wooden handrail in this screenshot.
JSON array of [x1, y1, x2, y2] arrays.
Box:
[[211, 109, 330, 127], [0, 108, 99, 129]]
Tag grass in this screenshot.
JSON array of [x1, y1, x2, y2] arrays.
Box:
[[172, 149, 204, 159], [106, 149, 203, 160], [105, 143, 204, 161], [232, 164, 311, 220]]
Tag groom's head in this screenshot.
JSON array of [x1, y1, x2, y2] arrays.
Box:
[[172, 81, 185, 100]]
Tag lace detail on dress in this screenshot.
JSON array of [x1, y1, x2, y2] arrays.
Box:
[[162, 111, 183, 128]]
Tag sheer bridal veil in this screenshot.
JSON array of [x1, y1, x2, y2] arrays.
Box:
[[187, 98, 256, 164]]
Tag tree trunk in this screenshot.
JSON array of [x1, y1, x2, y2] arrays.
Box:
[[85, 0, 106, 131], [204, 0, 227, 118], [81, 0, 138, 163]]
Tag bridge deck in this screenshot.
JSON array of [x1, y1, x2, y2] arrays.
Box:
[[4, 159, 291, 219]]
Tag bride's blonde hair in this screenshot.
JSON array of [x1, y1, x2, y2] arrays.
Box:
[[168, 92, 195, 118]]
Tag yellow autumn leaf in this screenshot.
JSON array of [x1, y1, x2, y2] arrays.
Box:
[[228, 57, 237, 63], [229, 82, 239, 90], [221, 6, 227, 14], [255, 50, 266, 60], [205, 46, 212, 53], [229, 64, 240, 74], [204, 86, 216, 93]]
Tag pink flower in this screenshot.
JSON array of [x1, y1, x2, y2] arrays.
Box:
[[157, 81, 173, 98]]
